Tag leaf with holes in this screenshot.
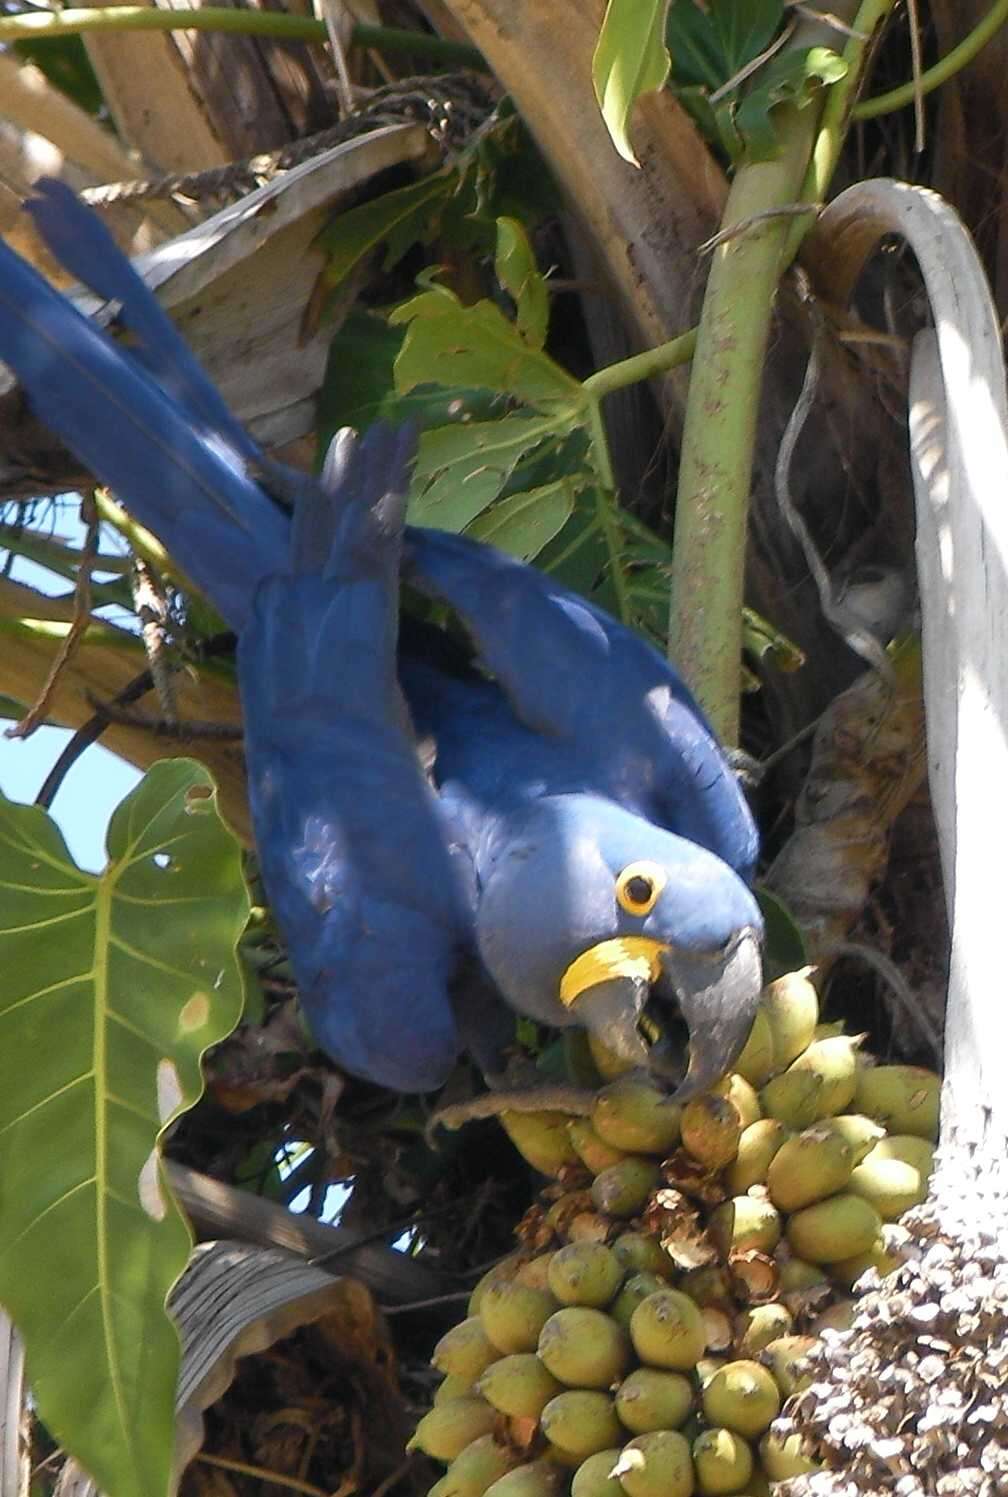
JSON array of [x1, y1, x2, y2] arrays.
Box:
[[466, 479, 578, 560], [0, 760, 248, 1497], [494, 218, 549, 351], [734, 44, 847, 159], [592, 0, 671, 164], [408, 415, 566, 533]]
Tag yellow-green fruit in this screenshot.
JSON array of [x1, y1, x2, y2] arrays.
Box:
[[734, 1303, 793, 1358], [758, 1431, 821, 1481], [733, 1008, 776, 1088], [811, 1299, 855, 1333], [629, 1290, 708, 1370], [540, 1391, 622, 1460], [725, 1121, 790, 1194], [612, 1234, 672, 1280], [701, 1361, 780, 1438], [765, 1127, 853, 1213], [483, 1465, 560, 1497], [692, 1428, 753, 1495], [470, 1257, 523, 1315], [409, 1398, 497, 1461], [830, 1236, 902, 1288], [515, 1255, 556, 1291], [681, 1266, 733, 1311], [436, 1375, 477, 1405], [568, 1212, 612, 1245], [761, 1037, 861, 1129], [847, 1156, 928, 1221], [869, 1134, 935, 1177], [592, 1079, 681, 1154], [708, 1196, 782, 1257], [786, 1194, 883, 1264], [591, 1158, 661, 1218], [615, 1430, 695, 1497], [611, 1272, 667, 1330], [680, 1094, 743, 1170], [762, 970, 819, 1070], [571, 1450, 624, 1497], [538, 1306, 631, 1387], [777, 1258, 828, 1295], [500, 1110, 582, 1176], [481, 1283, 558, 1354], [758, 1336, 816, 1398], [615, 1368, 694, 1432], [568, 1119, 629, 1174], [715, 1074, 763, 1129], [477, 1354, 562, 1418], [440, 1436, 519, 1497], [548, 1243, 625, 1308], [589, 1033, 637, 1080], [853, 1065, 940, 1140], [434, 1318, 501, 1381], [819, 1114, 886, 1166]]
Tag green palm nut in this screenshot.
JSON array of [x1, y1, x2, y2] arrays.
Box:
[[591, 1078, 681, 1154], [819, 1114, 886, 1166], [680, 1093, 743, 1170], [540, 1391, 623, 1459], [847, 1156, 928, 1221], [589, 1033, 637, 1080], [776, 1258, 828, 1294], [615, 1367, 694, 1432], [715, 1073, 762, 1128], [760, 1037, 861, 1129], [758, 1430, 821, 1481], [440, 1436, 520, 1497], [500, 1110, 583, 1176], [435, 1375, 478, 1405], [758, 1336, 817, 1398], [610, 1272, 668, 1330], [477, 1354, 562, 1418], [568, 1119, 629, 1174], [538, 1306, 632, 1387], [612, 1234, 672, 1279], [614, 1430, 695, 1497], [733, 1007, 776, 1088], [547, 1243, 625, 1308], [481, 1282, 559, 1355], [590, 1158, 661, 1218], [570, 1449, 624, 1497], [681, 1266, 733, 1310], [708, 1196, 782, 1257], [734, 1303, 793, 1358], [761, 970, 819, 1070], [853, 1065, 940, 1140], [830, 1235, 903, 1288], [434, 1318, 501, 1381], [724, 1120, 790, 1194], [786, 1193, 883, 1263], [701, 1361, 780, 1438], [483, 1464, 561, 1497], [409, 1398, 498, 1461], [765, 1126, 853, 1212], [516, 1255, 556, 1291], [470, 1257, 523, 1315], [692, 1428, 754, 1495], [629, 1289, 708, 1370], [869, 1134, 935, 1177]]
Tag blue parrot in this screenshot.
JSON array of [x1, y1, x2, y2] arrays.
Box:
[[0, 180, 763, 1097]]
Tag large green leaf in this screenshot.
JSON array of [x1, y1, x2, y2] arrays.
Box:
[[315, 171, 456, 295], [0, 760, 248, 1497], [465, 480, 578, 560], [494, 218, 549, 351], [734, 44, 847, 159], [666, 0, 786, 89], [409, 415, 563, 533], [592, 0, 671, 165]]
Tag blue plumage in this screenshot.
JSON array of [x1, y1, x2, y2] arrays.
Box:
[[0, 181, 763, 1095]]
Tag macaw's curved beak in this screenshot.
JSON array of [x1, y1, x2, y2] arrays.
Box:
[[563, 929, 763, 1100]]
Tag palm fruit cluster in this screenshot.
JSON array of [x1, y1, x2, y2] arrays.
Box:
[[412, 969, 941, 1497]]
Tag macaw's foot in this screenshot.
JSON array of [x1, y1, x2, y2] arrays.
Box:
[[427, 1081, 596, 1142]]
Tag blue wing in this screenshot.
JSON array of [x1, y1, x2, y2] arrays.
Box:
[[403, 527, 758, 880]]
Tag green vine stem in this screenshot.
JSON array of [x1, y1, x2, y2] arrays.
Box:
[[854, 0, 1008, 119], [0, 7, 485, 65], [668, 2, 870, 743]]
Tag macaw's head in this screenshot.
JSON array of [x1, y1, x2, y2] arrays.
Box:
[[475, 795, 763, 1099]]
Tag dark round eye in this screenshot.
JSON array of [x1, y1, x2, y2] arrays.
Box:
[[615, 861, 666, 915], [624, 875, 654, 906]]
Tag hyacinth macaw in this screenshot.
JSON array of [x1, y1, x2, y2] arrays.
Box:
[[0, 180, 763, 1096]]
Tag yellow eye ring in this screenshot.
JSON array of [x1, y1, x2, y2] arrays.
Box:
[[615, 861, 666, 916]]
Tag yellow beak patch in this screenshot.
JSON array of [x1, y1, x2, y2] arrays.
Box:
[[559, 937, 668, 1009]]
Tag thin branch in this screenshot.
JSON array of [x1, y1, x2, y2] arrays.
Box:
[[34, 668, 155, 811], [195, 1452, 329, 1497]]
